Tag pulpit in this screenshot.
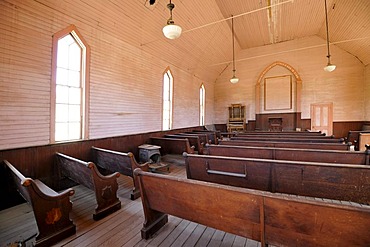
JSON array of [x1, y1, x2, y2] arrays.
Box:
[[268, 117, 283, 131]]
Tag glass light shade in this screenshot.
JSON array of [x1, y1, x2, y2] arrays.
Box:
[[163, 24, 182, 39], [324, 63, 336, 72], [230, 76, 239, 84]]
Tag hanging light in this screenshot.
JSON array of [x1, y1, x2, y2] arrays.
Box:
[[162, 0, 182, 39], [323, 0, 336, 72], [230, 15, 239, 83]]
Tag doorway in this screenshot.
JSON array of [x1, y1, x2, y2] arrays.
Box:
[[310, 103, 333, 135]]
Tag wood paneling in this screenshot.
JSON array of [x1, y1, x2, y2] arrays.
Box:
[[0, 126, 202, 210], [255, 112, 301, 131], [333, 121, 364, 138]]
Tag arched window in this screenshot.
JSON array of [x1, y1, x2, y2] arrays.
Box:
[[51, 25, 90, 143], [199, 84, 205, 126], [162, 68, 173, 130]]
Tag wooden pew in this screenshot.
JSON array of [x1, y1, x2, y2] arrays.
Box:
[[347, 130, 370, 150], [235, 134, 335, 139], [3, 160, 76, 246], [239, 131, 325, 136], [56, 152, 121, 220], [231, 136, 345, 143], [184, 153, 370, 204], [164, 134, 204, 154], [134, 168, 370, 246], [359, 133, 370, 151], [206, 144, 370, 165], [150, 137, 195, 155], [219, 140, 352, 150], [91, 147, 150, 200], [189, 130, 219, 144], [175, 133, 211, 145], [193, 129, 221, 139]]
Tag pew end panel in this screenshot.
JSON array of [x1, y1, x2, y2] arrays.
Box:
[[91, 146, 150, 200], [133, 168, 168, 239], [4, 160, 76, 246], [56, 153, 121, 220]]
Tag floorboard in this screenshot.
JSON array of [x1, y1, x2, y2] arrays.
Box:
[[0, 154, 262, 247]]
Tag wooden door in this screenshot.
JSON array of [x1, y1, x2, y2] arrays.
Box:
[[310, 103, 333, 136]]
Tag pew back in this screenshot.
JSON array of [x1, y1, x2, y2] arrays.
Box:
[[164, 134, 204, 154], [231, 136, 344, 143], [150, 137, 194, 155], [184, 153, 370, 204], [240, 131, 324, 136], [219, 140, 351, 150], [206, 144, 370, 165]]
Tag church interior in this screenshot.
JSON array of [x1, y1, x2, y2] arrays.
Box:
[[1, 0, 370, 246]]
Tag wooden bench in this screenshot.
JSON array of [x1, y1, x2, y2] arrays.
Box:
[[175, 133, 211, 146], [149, 137, 195, 155], [56, 152, 121, 220], [231, 136, 345, 143], [219, 140, 352, 150], [3, 160, 76, 246], [189, 131, 219, 144], [359, 133, 370, 151], [164, 134, 204, 154], [91, 147, 150, 200], [235, 134, 335, 139], [193, 129, 221, 139], [134, 168, 370, 246], [184, 153, 370, 204], [240, 131, 325, 136], [206, 144, 370, 165], [347, 130, 370, 150]]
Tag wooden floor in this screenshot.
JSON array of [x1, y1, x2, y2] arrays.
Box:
[[0, 155, 262, 247]]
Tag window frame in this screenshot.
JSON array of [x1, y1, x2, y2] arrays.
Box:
[[50, 25, 90, 143], [199, 83, 206, 126], [162, 67, 174, 131]]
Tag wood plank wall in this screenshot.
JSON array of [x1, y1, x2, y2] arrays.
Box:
[[214, 36, 367, 125], [365, 66, 370, 120], [0, 0, 215, 150]]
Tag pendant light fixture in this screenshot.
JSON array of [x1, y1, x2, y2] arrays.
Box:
[[323, 0, 336, 72], [162, 0, 182, 40], [230, 15, 239, 84]]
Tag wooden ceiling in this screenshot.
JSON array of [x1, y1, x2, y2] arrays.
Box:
[[135, 0, 370, 80]]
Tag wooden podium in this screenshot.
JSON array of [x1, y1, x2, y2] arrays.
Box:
[[268, 117, 283, 131]]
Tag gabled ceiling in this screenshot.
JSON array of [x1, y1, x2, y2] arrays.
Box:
[[137, 0, 370, 80]]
